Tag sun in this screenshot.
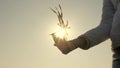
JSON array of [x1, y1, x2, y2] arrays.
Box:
[[55, 27, 66, 39]]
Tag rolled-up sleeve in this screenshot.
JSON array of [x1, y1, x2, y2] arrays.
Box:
[[78, 0, 115, 49]]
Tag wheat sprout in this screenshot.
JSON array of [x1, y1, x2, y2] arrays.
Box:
[[50, 4, 70, 41]]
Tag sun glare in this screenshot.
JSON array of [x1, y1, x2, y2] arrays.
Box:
[[55, 27, 66, 39]]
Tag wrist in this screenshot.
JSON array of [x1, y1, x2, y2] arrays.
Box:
[[70, 36, 89, 50], [57, 41, 78, 54]]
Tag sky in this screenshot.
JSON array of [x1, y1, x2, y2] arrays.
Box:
[[0, 0, 113, 68]]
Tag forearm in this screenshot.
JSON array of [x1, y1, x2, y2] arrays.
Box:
[[82, 24, 111, 48], [73, 0, 115, 49]]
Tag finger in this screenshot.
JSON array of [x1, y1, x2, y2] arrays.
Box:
[[54, 43, 57, 46]]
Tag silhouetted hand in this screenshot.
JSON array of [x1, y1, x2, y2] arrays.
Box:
[[51, 33, 78, 54]]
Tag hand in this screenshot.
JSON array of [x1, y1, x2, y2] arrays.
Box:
[[51, 33, 78, 54]]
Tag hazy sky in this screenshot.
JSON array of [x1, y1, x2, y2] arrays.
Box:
[[0, 0, 113, 68]]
